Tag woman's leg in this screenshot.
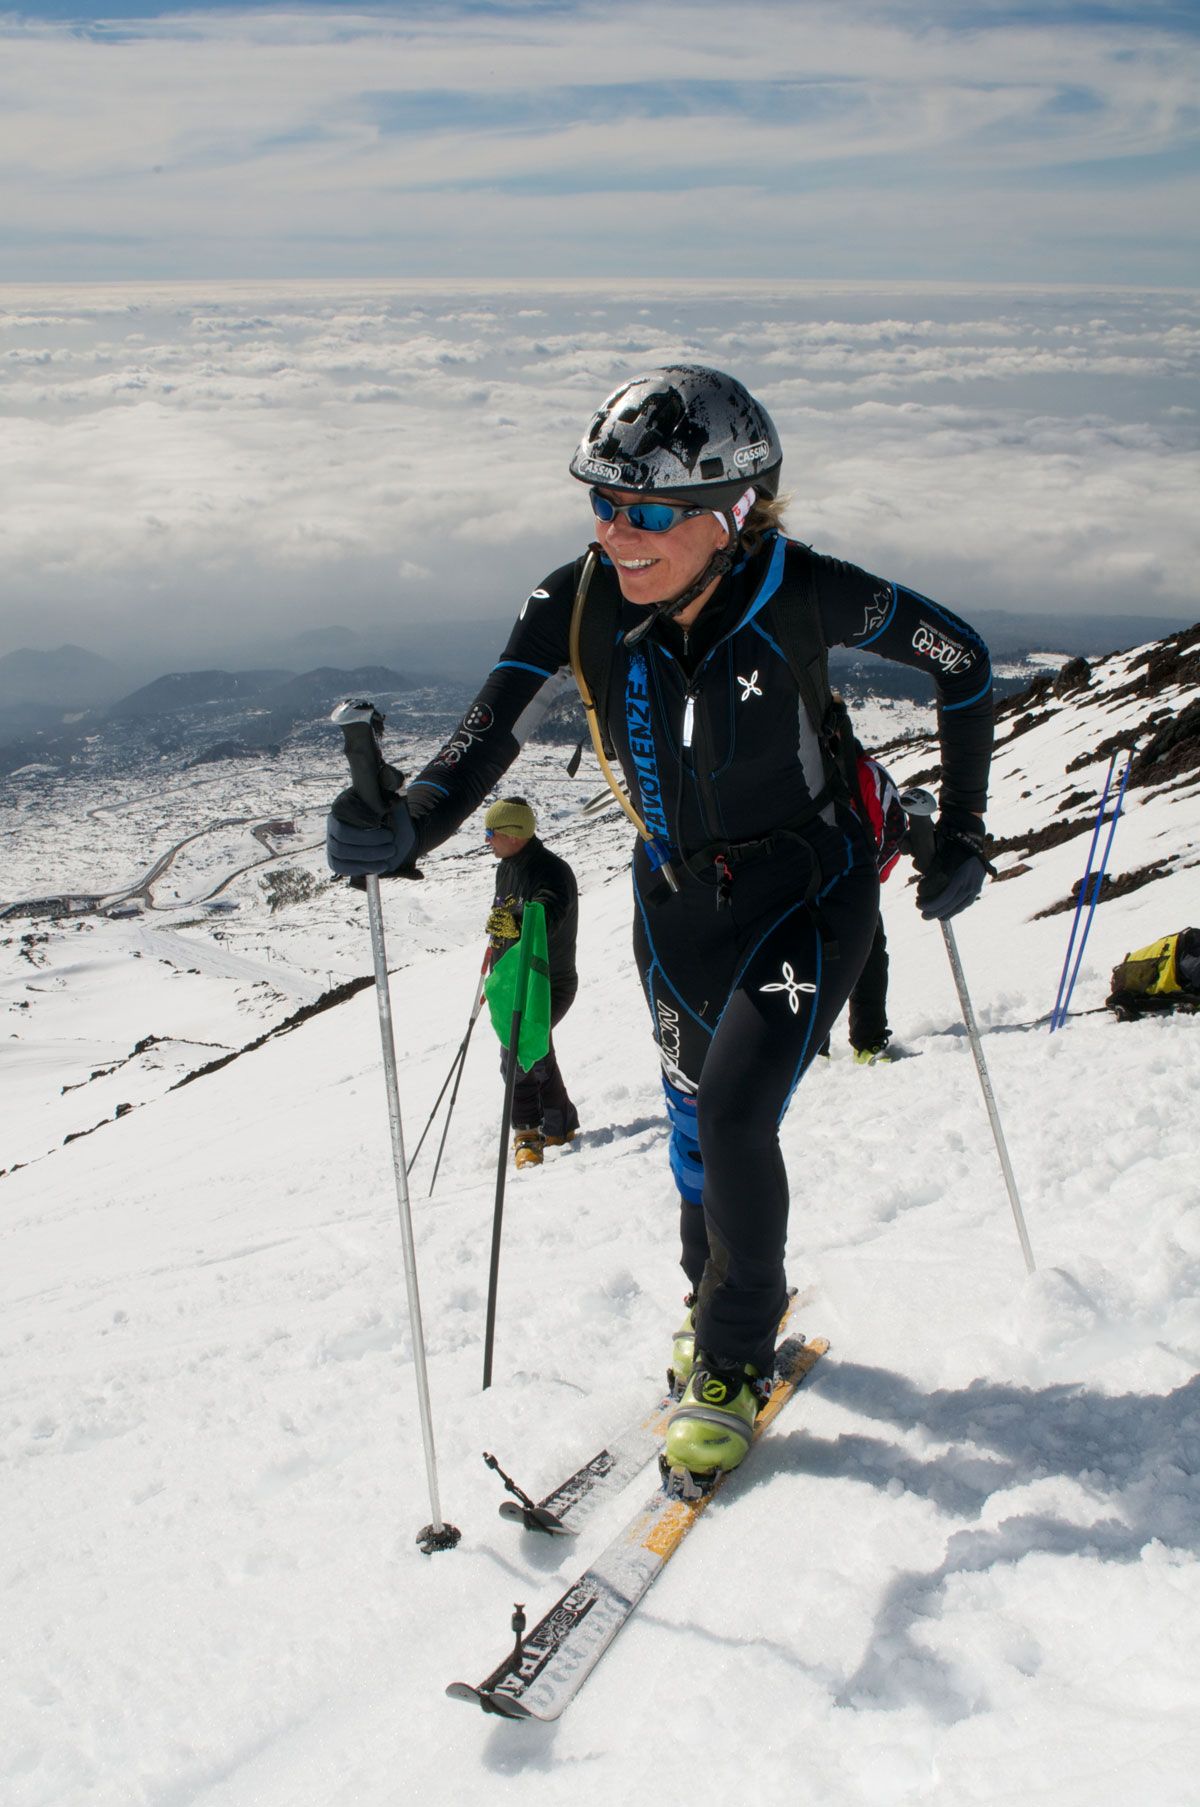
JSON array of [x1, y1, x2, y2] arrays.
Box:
[[694, 856, 880, 1372]]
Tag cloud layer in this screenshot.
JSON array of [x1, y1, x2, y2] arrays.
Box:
[[1, 279, 1196, 665]]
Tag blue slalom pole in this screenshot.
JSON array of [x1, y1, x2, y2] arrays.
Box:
[[1049, 752, 1120, 1032], [1050, 747, 1135, 1031]]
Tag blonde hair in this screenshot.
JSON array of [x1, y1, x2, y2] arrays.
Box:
[[739, 490, 791, 558]]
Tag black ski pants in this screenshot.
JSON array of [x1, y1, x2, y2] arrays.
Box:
[[633, 825, 879, 1373], [501, 983, 579, 1140], [848, 915, 890, 1051]]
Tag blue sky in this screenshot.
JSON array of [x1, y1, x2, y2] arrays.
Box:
[[1, 1, 1197, 282]]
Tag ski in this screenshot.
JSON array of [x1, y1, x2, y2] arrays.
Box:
[[490, 1389, 675, 1537], [489, 1289, 805, 1537], [448, 1333, 827, 1721]]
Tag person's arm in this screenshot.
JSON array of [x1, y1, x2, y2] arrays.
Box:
[[404, 564, 580, 858], [815, 550, 993, 815], [326, 562, 579, 877], [815, 551, 994, 918]]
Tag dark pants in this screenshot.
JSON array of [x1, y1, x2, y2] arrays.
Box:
[[633, 824, 879, 1372], [847, 916, 890, 1051], [817, 913, 890, 1055], [501, 984, 579, 1140]]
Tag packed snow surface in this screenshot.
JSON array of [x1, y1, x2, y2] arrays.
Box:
[[3, 649, 1200, 1805]]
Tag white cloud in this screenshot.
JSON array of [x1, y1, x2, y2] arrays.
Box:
[[0, 279, 1196, 668]]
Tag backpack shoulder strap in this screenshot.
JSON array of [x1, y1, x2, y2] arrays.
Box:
[[767, 542, 834, 736], [569, 551, 680, 888], [569, 548, 621, 761], [766, 542, 859, 809]]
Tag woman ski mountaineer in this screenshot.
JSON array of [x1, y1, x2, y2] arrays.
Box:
[[327, 366, 994, 1478]]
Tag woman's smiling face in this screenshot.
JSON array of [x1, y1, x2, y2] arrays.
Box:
[[592, 489, 729, 609]]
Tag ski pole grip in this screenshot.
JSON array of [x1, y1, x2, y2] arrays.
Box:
[[331, 699, 405, 825], [341, 721, 391, 820], [900, 787, 937, 874]]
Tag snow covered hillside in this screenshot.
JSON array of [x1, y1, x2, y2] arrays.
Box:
[[3, 624, 1200, 1806]]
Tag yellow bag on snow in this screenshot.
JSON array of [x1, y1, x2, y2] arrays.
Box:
[[1108, 928, 1200, 1018]]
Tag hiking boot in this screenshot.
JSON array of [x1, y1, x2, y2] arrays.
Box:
[[853, 1038, 900, 1065], [513, 1129, 545, 1169], [668, 1293, 697, 1392], [541, 1127, 578, 1148], [664, 1352, 768, 1475]]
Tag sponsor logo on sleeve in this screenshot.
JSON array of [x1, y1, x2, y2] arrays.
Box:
[[520, 586, 550, 620], [862, 586, 892, 637], [430, 701, 495, 769], [912, 621, 976, 675]]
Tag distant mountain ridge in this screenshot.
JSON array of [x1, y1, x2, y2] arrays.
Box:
[[0, 664, 418, 781], [0, 644, 126, 710], [108, 670, 294, 719], [3, 605, 1187, 708]]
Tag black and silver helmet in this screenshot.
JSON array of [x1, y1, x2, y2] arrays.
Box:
[[568, 365, 782, 510]]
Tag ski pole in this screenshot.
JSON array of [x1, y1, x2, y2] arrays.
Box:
[[1048, 749, 1119, 1032], [331, 700, 461, 1553], [406, 946, 490, 1182], [1050, 746, 1134, 1032], [902, 790, 1036, 1276], [427, 953, 491, 1200], [482, 918, 536, 1392]]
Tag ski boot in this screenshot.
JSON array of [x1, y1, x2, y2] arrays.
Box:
[[664, 1351, 769, 1476], [542, 1108, 580, 1149], [667, 1293, 697, 1394], [512, 1129, 545, 1169]]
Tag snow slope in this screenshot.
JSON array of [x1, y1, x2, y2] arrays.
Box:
[[3, 629, 1200, 1806]]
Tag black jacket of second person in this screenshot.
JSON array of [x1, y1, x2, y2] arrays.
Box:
[[492, 836, 579, 1005]]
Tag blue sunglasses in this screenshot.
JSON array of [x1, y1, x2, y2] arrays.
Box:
[[589, 490, 706, 534]]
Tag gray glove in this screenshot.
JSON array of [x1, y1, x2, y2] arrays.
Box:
[[915, 810, 992, 922], [326, 790, 418, 878]]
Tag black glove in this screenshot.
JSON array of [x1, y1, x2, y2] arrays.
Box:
[[326, 789, 419, 878], [915, 809, 993, 922]]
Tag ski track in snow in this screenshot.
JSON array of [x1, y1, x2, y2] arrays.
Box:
[[2, 653, 1200, 1805]]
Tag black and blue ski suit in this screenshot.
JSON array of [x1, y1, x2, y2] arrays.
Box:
[[405, 533, 993, 1373]]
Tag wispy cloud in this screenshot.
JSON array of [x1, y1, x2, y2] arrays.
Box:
[[0, 2, 1197, 280]]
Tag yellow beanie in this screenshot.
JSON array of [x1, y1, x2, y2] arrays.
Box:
[[484, 797, 536, 839]]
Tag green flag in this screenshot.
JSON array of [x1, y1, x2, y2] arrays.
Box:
[[484, 899, 552, 1071]]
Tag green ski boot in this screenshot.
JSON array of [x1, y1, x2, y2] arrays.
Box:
[[668, 1294, 697, 1393], [664, 1352, 767, 1476]]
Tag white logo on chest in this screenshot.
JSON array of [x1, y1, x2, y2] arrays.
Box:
[[737, 670, 763, 702]]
